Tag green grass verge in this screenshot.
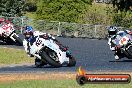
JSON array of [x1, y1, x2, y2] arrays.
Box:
[[25, 12, 36, 19], [0, 79, 131, 88], [0, 48, 33, 65]]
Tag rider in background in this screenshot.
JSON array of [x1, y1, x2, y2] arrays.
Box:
[[0, 18, 12, 36], [107, 26, 118, 51], [107, 26, 132, 60]]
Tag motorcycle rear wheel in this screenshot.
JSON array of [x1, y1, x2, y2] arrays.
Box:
[[12, 34, 23, 46]]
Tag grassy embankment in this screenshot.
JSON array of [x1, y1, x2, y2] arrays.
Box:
[[0, 48, 33, 65], [0, 79, 131, 88]]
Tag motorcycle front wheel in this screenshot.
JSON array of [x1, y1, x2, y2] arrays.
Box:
[[67, 56, 76, 67], [41, 49, 62, 67]]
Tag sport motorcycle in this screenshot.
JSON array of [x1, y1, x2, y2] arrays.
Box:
[[23, 31, 76, 67], [0, 21, 23, 45], [108, 31, 132, 59]]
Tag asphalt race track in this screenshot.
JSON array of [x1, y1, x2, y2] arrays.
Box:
[[1, 37, 132, 73]]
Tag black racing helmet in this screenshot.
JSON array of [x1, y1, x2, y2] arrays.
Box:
[[107, 26, 118, 36]]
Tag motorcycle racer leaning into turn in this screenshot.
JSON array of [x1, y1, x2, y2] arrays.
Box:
[[23, 26, 76, 67], [23, 26, 57, 57], [107, 26, 132, 60]]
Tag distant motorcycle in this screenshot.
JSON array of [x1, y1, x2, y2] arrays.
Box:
[[23, 31, 76, 67], [108, 31, 132, 59], [0, 21, 23, 45]]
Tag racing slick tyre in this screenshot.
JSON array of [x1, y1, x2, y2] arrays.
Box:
[[125, 45, 132, 59], [35, 57, 46, 68], [67, 56, 76, 67], [12, 34, 23, 46], [41, 49, 62, 67]]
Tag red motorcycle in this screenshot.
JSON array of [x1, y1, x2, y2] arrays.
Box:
[[0, 20, 22, 46]]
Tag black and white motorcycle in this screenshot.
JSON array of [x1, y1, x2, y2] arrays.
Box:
[[0, 22, 23, 45], [23, 31, 76, 67], [108, 31, 132, 60]]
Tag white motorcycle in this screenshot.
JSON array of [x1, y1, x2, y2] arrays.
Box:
[[108, 31, 132, 60], [23, 31, 76, 67], [0, 22, 23, 45]]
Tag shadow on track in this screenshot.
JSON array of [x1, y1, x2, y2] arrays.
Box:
[[109, 60, 132, 63], [32, 65, 75, 68], [0, 64, 76, 73], [0, 40, 23, 46]]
